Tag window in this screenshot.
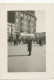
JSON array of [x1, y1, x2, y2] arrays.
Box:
[[20, 23, 23, 27], [25, 21, 27, 25], [21, 13, 23, 17], [31, 28, 33, 32], [31, 17, 34, 21], [16, 19, 18, 23], [24, 14, 27, 19]]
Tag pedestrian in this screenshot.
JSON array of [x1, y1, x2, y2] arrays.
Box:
[[13, 36, 16, 46], [27, 37, 32, 56], [18, 38, 20, 45], [39, 39, 42, 46]]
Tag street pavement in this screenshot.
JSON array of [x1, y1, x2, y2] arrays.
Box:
[[8, 43, 46, 72]]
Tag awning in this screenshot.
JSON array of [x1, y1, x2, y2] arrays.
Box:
[[20, 33, 27, 37], [20, 33, 35, 38], [27, 33, 34, 37]]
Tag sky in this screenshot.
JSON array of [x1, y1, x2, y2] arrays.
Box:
[[35, 11, 46, 33]]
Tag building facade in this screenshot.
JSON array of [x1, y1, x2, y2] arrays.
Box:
[[8, 11, 36, 40]]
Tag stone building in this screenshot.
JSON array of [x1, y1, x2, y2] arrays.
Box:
[[7, 11, 37, 40]]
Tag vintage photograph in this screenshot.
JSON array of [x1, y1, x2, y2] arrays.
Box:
[[7, 10, 46, 72]]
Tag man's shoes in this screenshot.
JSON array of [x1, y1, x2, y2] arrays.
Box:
[[28, 54, 31, 56]]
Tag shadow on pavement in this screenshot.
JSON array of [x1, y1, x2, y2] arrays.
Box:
[[8, 55, 28, 57]]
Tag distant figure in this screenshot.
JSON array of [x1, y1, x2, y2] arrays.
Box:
[[39, 39, 42, 46], [13, 36, 16, 46], [27, 37, 32, 56], [19, 38, 21, 44]]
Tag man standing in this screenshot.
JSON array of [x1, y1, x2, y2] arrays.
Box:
[[27, 37, 32, 56]]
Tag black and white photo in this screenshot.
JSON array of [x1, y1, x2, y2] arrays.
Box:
[[8, 10, 46, 72]]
